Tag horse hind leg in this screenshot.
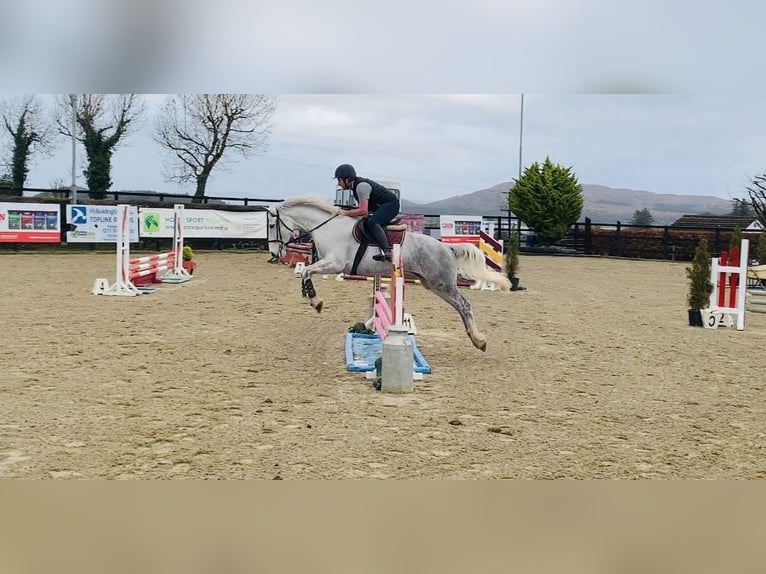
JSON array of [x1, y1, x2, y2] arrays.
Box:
[[420, 279, 487, 351]]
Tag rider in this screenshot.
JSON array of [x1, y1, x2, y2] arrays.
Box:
[[334, 163, 400, 262]]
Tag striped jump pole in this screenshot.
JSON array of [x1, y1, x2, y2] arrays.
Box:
[[129, 251, 178, 288], [369, 244, 406, 339]]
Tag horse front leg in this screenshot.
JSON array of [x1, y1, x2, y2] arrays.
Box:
[[300, 257, 343, 313]]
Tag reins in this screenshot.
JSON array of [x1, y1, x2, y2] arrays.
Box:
[[268, 207, 341, 257]]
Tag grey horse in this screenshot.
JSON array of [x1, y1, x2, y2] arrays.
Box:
[[267, 196, 510, 351]]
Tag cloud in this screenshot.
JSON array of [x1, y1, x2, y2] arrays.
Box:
[[10, 93, 766, 203]]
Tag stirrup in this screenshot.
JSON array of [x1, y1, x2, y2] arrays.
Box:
[[372, 250, 392, 262]]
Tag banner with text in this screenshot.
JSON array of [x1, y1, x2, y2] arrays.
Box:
[[66, 204, 139, 243], [439, 215, 482, 245], [138, 208, 268, 239], [398, 214, 425, 234], [0, 202, 61, 243]]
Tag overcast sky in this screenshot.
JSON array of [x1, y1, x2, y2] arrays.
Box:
[[3, 0, 764, 204], [10, 94, 766, 205]]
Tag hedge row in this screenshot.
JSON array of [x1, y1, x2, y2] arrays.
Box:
[[581, 227, 765, 261]]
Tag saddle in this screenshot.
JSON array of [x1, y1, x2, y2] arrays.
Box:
[[350, 218, 408, 274]]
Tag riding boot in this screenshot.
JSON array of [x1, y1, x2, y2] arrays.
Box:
[[369, 222, 392, 261]]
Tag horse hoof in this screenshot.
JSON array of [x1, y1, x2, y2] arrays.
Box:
[[471, 337, 487, 352], [469, 331, 487, 351]]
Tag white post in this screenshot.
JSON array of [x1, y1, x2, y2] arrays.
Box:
[[100, 204, 141, 296], [163, 204, 192, 279], [381, 243, 414, 393], [706, 238, 749, 330], [736, 239, 749, 330], [392, 243, 404, 326]]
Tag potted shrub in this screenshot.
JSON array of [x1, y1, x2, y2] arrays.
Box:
[[182, 245, 197, 275], [757, 232, 766, 265], [685, 238, 713, 327], [503, 234, 522, 291]]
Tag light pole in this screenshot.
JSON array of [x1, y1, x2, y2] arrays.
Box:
[[518, 93, 524, 178], [70, 94, 77, 203]]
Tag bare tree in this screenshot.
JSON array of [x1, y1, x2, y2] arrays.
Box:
[[736, 173, 766, 226], [154, 94, 276, 200], [56, 94, 145, 199], [1, 95, 55, 194]]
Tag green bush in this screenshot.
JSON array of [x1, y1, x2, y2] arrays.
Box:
[[503, 235, 520, 278], [758, 233, 766, 264], [686, 238, 713, 309]]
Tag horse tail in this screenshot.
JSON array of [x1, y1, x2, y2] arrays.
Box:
[[448, 243, 511, 291]]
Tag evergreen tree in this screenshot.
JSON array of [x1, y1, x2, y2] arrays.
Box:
[[630, 208, 654, 225], [508, 157, 583, 245], [686, 238, 713, 309]]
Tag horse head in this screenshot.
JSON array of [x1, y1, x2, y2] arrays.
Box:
[[268, 197, 340, 261], [266, 206, 293, 262]]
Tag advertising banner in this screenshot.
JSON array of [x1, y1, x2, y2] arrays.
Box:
[[398, 214, 425, 234], [439, 215, 482, 245], [0, 202, 61, 243], [137, 208, 268, 239], [66, 204, 139, 243]]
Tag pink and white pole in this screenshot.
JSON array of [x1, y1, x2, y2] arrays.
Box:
[[371, 244, 405, 339]]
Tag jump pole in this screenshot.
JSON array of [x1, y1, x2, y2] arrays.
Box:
[[94, 203, 190, 296]]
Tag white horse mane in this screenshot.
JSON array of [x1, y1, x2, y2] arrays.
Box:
[[281, 196, 340, 216]]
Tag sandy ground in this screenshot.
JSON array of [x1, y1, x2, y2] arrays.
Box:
[[0, 250, 765, 479]]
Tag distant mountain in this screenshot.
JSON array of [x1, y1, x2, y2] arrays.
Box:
[[400, 182, 734, 225]]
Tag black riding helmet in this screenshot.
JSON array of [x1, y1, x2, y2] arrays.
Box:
[[334, 164, 356, 179]]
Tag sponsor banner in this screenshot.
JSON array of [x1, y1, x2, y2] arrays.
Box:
[[138, 208, 268, 239], [0, 202, 61, 243], [439, 215, 482, 245], [398, 214, 425, 234], [66, 204, 139, 243]]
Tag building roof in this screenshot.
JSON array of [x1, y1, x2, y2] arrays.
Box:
[[670, 215, 764, 230]]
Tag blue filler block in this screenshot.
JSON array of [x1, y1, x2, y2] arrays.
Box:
[[345, 332, 431, 374]]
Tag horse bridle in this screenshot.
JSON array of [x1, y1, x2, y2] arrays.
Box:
[[267, 207, 341, 261], [267, 209, 294, 261]]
